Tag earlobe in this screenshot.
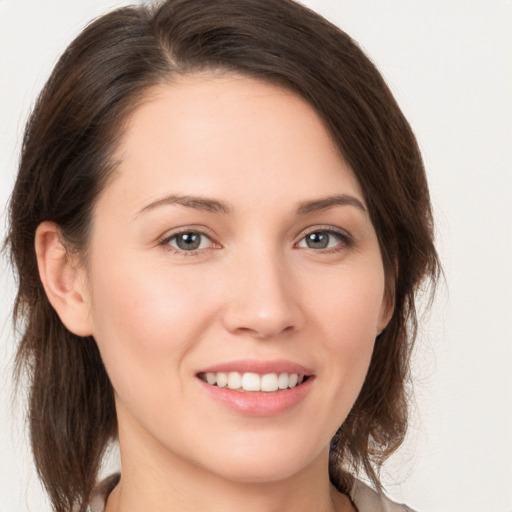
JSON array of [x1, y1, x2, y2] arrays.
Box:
[[35, 221, 93, 337]]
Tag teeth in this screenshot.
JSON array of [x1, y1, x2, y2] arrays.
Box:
[[261, 373, 278, 392], [278, 373, 289, 389], [216, 372, 228, 388], [227, 372, 242, 390], [242, 372, 260, 391], [203, 372, 306, 392]]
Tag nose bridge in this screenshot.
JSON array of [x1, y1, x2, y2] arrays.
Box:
[[222, 242, 302, 338]]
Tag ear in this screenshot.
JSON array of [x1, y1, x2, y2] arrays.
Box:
[[35, 221, 93, 337], [377, 279, 395, 335], [377, 294, 394, 335]]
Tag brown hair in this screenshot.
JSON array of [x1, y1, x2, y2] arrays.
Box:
[[7, 0, 440, 510]]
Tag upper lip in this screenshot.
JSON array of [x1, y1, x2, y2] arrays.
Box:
[[197, 359, 314, 376]]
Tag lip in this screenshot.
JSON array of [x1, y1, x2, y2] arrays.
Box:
[[196, 359, 315, 417], [196, 359, 314, 376]]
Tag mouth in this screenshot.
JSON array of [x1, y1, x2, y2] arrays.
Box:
[[195, 360, 315, 415], [197, 371, 310, 393]]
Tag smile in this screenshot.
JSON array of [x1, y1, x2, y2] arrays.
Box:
[[198, 371, 307, 392], [196, 360, 315, 416]]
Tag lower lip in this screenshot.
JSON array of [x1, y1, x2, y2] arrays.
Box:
[[197, 377, 314, 417]]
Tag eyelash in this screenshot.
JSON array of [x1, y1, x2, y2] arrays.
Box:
[[296, 227, 353, 253], [159, 229, 218, 257], [158, 226, 353, 256]]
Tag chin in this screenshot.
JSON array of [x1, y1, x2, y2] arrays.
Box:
[[213, 460, 306, 485], [196, 436, 324, 485]]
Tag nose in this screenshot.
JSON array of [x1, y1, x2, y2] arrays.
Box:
[[221, 249, 304, 339]]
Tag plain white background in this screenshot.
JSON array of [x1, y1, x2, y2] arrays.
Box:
[[1, 1, 511, 511]]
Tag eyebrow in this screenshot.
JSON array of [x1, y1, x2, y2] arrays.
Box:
[[136, 194, 231, 217], [296, 194, 367, 215], [135, 193, 366, 218]]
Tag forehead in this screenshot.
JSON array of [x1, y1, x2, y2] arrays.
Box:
[[101, 73, 364, 215]]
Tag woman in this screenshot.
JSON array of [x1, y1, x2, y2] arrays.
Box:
[[7, 0, 439, 511]]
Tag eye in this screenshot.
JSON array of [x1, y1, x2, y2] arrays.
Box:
[[165, 231, 213, 252], [297, 229, 348, 250]]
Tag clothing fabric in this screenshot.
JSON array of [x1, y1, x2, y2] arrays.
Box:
[[86, 473, 416, 512], [350, 479, 416, 512]]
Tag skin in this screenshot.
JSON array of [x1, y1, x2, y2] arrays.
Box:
[[36, 74, 392, 512]]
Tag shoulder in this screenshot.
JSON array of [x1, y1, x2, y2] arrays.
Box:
[[350, 480, 417, 512]]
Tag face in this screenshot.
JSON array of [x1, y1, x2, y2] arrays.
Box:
[[82, 74, 391, 483]]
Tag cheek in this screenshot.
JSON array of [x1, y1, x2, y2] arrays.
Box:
[[87, 257, 215, 395], [310, 261, 386, 341], [307, 261, 385, 398], [91, 253, 212, 331]]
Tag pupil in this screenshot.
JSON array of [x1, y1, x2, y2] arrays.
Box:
[[307, 232, 328, 249], [177, 233, 200, 250]]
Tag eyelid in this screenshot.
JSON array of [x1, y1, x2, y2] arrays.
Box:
[[295, 225, 353, 250], [156, 224, 353, 254], [158, 226, 221, 254], [297, 224, 352, 239]]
